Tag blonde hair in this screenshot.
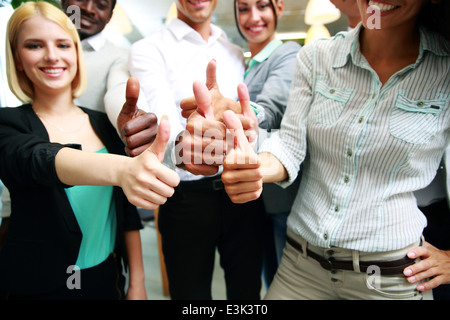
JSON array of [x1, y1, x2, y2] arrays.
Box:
[[6, 1, 87, 103]]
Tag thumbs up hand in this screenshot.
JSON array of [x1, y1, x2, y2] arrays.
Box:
[[121, 115, 180, 210], [180, 60, 241, 121], [222, 84, 262, 204], [178, 80, 226, 176], [117, 77, 158, 157]]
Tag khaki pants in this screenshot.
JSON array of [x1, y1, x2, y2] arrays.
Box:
[[264, 230, 433, 300]]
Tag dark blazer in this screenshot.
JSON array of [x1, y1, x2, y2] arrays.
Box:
[[0, 104, 142, 295]]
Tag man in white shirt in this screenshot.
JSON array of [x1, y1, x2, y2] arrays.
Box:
[[129, 0, 264, 299]]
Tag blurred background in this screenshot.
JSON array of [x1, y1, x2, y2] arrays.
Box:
[[0, 0, 350, 108]]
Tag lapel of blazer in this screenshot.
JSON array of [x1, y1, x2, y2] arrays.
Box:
[[22, 104, 82, 234]]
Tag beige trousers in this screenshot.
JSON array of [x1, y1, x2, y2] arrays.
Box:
[[264, 230, 433, 300]]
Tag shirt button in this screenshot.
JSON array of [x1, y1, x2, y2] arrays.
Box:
[[358, 117, 364, 123], [347, 149, 353, 157], [334, 206, 340, 212], [417, 101, 425, 107], [329, 89, 335, 94], [324, 234, 329, 240], [344, 176, 350, 183]]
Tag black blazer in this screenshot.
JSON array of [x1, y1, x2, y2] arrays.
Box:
[[0, 104, 142, 295]]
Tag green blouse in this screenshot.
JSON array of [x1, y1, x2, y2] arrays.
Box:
[[65, 146, 117, 269]]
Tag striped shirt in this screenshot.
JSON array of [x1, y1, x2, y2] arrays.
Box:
[[259, 24, 450, 252]]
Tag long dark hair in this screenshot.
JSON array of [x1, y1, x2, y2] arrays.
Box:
[[418, 0, 450, 51], [234, 0, 279, 40]]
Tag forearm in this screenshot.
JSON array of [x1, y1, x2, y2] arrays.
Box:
[[124, 229, 147, 300], [124, 230, 145, 284], [55, 147, 128, 187], [259, 152, 288, 183]]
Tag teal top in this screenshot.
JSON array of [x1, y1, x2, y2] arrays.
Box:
[[245, 38, 283, 78], [65, 146, 117, 269]]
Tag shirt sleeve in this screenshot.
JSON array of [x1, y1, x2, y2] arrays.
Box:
[[257, 45, 315, 187], [257, 44, 301, 130], [103, 50, 150, 130], [0, 108, 80, 188], [128, 39, 184, 144]]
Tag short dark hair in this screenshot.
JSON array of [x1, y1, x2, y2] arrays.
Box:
[[110, 0, 117, 12]]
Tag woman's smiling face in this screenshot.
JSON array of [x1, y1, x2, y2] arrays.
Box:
[[15, 15, 78, 96], [237, 0, 282, 45]]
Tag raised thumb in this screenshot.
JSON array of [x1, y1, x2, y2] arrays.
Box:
[[223, 110, 249, 150], [120, 77, 140, 117], [148, 115, 170, 162], [205, 59, 218, 90], [237, 83, 254, 119], [193, 80, 214, 119]]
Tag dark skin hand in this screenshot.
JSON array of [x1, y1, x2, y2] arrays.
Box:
[[117, 77, 158, 157]]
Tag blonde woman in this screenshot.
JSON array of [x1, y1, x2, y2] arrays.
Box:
[[0, 2, 179, 299]]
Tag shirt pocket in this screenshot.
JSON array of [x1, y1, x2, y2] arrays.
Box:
[[309, 79, 354, 125], [389, 93, 444, 145]]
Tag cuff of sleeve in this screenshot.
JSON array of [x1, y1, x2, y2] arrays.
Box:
[[250, 101, 266, 125]]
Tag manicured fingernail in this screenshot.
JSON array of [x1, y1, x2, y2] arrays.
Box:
[[404, 269, 413, 276], [417, 285, 425, 291]]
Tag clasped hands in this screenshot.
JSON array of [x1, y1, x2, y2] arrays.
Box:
[[178, 60, 263, 204]]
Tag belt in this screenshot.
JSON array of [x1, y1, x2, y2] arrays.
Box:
[[178, 176, 224, 192], [286, 236, 415, 276]]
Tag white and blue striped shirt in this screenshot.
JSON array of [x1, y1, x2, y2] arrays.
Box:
[[259, 24, 450, 252]]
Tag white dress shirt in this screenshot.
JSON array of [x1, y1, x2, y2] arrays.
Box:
[[129, 19, 245, 181], [259, 24, 450, 252]]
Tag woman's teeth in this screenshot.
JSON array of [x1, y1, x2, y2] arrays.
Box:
[[368, 1, 397, 12]]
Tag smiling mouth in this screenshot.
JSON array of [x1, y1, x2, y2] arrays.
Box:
[[367, 0, 400, 12], [40, 67, 66, 76], [80, 17, 97, 28], [247, 25, 266, 33], [188, 0, 209, 6]]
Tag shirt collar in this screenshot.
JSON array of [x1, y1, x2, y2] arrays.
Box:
[[332, 23, 362, 69], [251, 38, 283, 63], [245, 38, 283, 76], [418, 26, 449, 58], [332, 22, 450, 69], [168, 18, 226, 44], [81, 32, 106, 52]]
